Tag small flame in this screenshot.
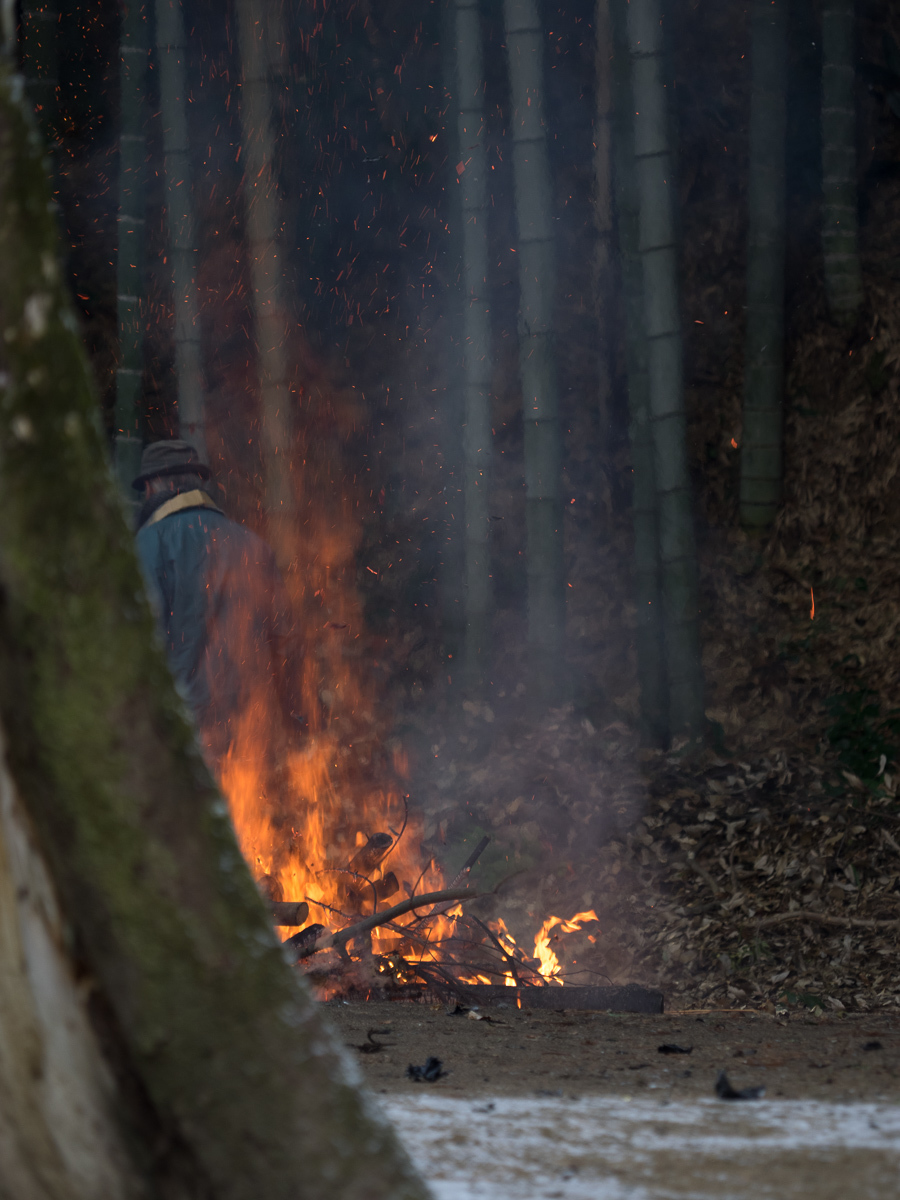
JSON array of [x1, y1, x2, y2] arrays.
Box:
[[533, 910, 600, 985], [810, 587, 815, 620]]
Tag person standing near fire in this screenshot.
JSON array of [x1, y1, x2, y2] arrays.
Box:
[[132, 438, 298, 768]]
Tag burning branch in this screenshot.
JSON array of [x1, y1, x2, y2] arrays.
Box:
[[289, 887, 479, 961], [468, 915, 523, 985]]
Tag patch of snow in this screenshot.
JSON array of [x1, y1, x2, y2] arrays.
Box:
[[385, 1093, 900, 1200]]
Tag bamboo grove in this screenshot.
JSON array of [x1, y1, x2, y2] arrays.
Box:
[[16, 0, 875, 749]]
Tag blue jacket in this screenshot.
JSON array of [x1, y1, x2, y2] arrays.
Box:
[[136, 492, 290, 731]]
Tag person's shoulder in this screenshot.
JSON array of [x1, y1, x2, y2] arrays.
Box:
[[209, 514, 277, 563]]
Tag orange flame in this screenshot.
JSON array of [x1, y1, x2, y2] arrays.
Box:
[[533, 910, 600, 985], [205, 419, 600, 995], [205, 450, 447, 993]]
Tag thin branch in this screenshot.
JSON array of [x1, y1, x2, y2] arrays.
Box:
[[304, 896, 355, 922], [381, 794, 409, 866], [751, 910, 900, 931], [407, 855, 434, 901], [468, 915, 522, 985]]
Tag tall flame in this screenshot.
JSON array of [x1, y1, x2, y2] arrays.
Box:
[[204, 425, 601, 993], [206, 449, 449, 991]]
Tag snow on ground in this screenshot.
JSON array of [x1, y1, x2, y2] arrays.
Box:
[[385, 1093, 900, 1199]]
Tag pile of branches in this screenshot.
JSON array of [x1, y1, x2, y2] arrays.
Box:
[[261, 830, 552, 1001]]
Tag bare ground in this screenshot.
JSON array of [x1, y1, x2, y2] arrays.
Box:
[[328, 1001, 900, 1199], [326, 1000, 900, 1103]]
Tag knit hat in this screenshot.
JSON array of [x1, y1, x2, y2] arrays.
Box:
[[131, 439, 210, 491]]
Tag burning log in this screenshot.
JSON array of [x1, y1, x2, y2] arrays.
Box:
[[348, 832, 393, 876], [257, 872, 284, 903], [270, 901, 310, 926], [338, 832, 398, 915], [292, 887, 478, 962], [285, 923, 327, 955], [374, 871, 399, 902]]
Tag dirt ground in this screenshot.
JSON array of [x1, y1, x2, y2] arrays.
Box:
[[325, 1000, 900, 1103]]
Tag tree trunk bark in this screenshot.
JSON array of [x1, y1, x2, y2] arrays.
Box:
[[609, 0, 667, 747], [235, 0, 294, 526], [0, 64, 428, 1200], [114, 0, 150, 502], [502, 0, 566, 699], [626, 0, 705, 742], [739, 0, 787, 530], [455, 0, 493, 682], [154, 0, 207, 460], [821, 0, 862, 324], [0, 723, 140, 1200]]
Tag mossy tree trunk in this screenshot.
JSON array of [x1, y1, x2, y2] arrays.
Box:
[[455, 0, 493, 683], [627, 0, 704, 743], [114, 0, 150, 501], [739, 0, 787, 530], [610, 0, 667, 747], [235, 0, 295, 530], [154, 0, 207, 460], [503, 0, 566, 699], [0, 63, 427, 1200], [821, 0, 862, 324]]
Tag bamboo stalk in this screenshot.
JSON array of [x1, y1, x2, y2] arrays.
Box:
[[454, 0, 493, 681], [594, 0, 615, 458], [235, 0, 293, 520], [154, 0, 207, 459], [439, 0, 467, 660], [627, 0, 705, 741], [503, 0, 566, 698], [740, 0, 787, 530], [821, 0, 862, 324], [114, 0, 150, 499], [609, 0, 667, 747]]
